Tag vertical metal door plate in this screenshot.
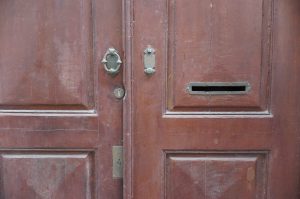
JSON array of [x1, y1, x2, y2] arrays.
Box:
[[112, 146, 123, 178], [144, 46, 156, 75]]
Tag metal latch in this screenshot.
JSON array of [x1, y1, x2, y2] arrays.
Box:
[[112, 146, 123, 178]]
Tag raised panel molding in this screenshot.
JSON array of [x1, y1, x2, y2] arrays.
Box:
[[0, 151, 94, 199], [165, 0, 273, 115], [165, 151, 268, 199], [0, 0, 95, 113]]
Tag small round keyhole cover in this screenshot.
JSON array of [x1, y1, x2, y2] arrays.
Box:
[[113, 87, 125, 99]]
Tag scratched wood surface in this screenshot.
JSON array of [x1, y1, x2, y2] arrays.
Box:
[[128, 0, 300, 198], [0, 0, 123, 198]]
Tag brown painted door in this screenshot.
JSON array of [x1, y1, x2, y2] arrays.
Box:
[[0, 0, 123, 198], [127, 0, 300, 198]]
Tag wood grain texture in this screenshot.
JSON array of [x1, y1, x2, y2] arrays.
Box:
[[0, 151, 94, 199], [166, 152, 267, 199], [167, 0, 272, 113], [129, 0, 300, 198], [0, 0, 94, 111], [0, 0, 124, 198]]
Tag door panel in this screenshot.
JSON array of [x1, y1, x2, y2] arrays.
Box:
[[1, 151, 94, 199], [0, 0, 123, 198], [167, 0, 271, 112], [166, 152, 267, 199], [0, 0, 94, 110], [128, 0, 300, 199]]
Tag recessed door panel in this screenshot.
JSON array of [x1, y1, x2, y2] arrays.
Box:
[[166, 152, 267, 199], [0, 152, 94, 199], [167, 0, 272, 113], [0, 0, 94, 111]]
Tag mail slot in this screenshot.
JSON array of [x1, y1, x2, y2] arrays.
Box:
[[187, 82, 251, 95]]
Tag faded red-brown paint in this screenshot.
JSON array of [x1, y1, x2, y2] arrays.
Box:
[[126, 0, 300, 198], [1, 0, 300, 198]]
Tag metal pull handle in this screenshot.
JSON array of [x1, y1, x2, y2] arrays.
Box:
[[102, 48, 122, 76], [144, 46, 156, 75]]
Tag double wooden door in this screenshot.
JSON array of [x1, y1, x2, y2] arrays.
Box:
[[1, 0, 300, 199]]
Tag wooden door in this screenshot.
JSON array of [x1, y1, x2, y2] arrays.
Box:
[[126, 0, 300, 198], [0, 0, 123, 198]]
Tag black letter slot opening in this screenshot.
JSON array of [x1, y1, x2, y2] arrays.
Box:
[[187, 82, 251, 95]]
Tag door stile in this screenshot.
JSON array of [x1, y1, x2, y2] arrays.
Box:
[[123, 0, 134, 198]]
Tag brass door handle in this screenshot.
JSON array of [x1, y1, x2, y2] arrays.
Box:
[[102, 48, 122, 76]]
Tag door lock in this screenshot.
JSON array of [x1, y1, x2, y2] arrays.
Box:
[[113, 87, 125, 99], [102, 47, 122, 76]]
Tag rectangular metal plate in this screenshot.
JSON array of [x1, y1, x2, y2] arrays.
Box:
[[112, 146, 123, 178]]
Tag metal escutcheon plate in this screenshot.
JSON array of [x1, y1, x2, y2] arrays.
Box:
[[113, 87, 125, 99], [144, 46, 156, 75], [102, 48, 122, 76]]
